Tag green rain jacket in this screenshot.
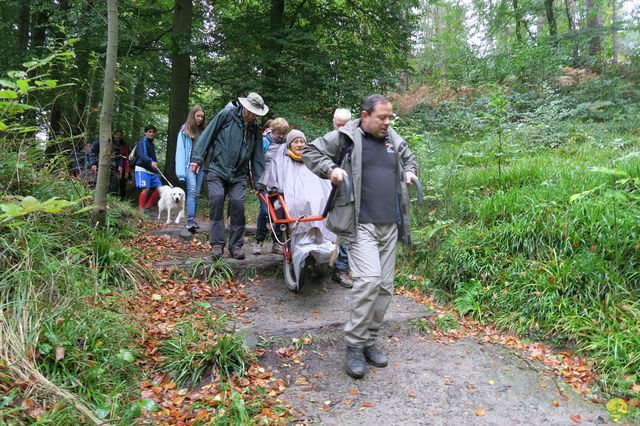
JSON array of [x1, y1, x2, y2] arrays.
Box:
[[190, 105, 264, 183], [303, 119, 418, 245]]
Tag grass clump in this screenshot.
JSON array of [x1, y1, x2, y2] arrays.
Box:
[[160, 315, 255, 388]]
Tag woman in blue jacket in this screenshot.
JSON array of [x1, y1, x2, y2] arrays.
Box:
[[175, 105, 206, 232]]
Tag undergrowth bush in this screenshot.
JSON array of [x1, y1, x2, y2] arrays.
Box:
[[401, 80, 640, 401], [0, 50, 150, 424]]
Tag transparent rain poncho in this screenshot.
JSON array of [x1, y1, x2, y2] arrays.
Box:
[[258, 143, 336, 287]]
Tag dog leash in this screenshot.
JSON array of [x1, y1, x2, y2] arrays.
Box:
[[154, 167, 174, 188]]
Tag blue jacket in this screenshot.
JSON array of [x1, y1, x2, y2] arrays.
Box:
[[135, 136, 157, 173], [175, 126, 194, 181]]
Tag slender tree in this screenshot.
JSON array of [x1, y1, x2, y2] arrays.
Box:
[[93, 0, 119, 227], [544, 0, 557, 45], [612, 0, 619, 63], [165, 0, 193, 184], [585, 0, 604, 56]]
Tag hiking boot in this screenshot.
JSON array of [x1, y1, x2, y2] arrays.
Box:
[[187, 218, 197, 233], [332, 271, 353, 288], [271, 241, 283, 255], [211, 246, 224, 261], [229, 247, 246, 260], [345, 346, 367, 379], [363, 345, 388, 368], [253, 241, 263, 255]]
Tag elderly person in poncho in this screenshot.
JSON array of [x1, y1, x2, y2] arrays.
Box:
[[258, 129, 336, 291]]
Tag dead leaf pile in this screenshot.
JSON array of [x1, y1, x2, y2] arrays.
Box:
[[126, 264, 289, 424]]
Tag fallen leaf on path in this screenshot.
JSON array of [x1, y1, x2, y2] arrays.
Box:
[[487, 380, 495, 385], [570, 414, 581, 423], [551, 400, 560, 407], [348, 388, 359, 395], [443, 378, 453, 385], [361, 402, 374, 408], [466, 384, 477, 390], [55, 346, 65, 361], [294, 377, 309, 385], [628, 399, 639, 407], [408, 391, 416, 398], [631, 384, 640, 392], [475, 409, 485, 417]]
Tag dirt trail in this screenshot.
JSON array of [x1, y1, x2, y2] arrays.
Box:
[[153, 219, 609, 425]]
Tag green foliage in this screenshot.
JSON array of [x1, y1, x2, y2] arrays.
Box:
[[160, 316, 255, 388], [0, 52, 150, 424], [404, 78, 640, 399]]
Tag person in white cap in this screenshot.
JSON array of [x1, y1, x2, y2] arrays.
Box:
[[190, 92, 269, 260]]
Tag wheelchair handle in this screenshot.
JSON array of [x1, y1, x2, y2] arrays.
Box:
[[410, 175, 424, 206], [322, 172, 352, 217]]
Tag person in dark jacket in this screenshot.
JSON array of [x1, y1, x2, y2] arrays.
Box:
[[90, 136, 123, 194], [134, 125, 161, 209], [114, 130, 130, 200], [190, 92, 268, 260]]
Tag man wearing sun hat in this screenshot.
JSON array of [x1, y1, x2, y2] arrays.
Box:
[[190, 92, 268, 260]]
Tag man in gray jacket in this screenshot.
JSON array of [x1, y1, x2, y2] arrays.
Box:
[[303, 94, 418, 379], [190, 93, 268, 260]]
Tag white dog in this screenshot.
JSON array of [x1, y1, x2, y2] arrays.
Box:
[[157, 185, 185, 224]]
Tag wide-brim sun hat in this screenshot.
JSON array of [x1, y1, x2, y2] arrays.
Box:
[[286, 129, 307, 146], [238, 92, 269, 116]]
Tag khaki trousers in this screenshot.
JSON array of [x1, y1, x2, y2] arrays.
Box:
[[344, 222, 398, 348]]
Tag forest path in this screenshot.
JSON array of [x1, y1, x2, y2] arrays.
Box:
[[151, 217, 609, 425]]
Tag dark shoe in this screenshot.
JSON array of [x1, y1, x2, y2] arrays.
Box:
[[332, 271, 353, 288], [345, 347, 367, 379], [211, 246, 224, 261], [229, 247, 246, 260], [187, 218, 197, 233], [363, 345, 388, 368]]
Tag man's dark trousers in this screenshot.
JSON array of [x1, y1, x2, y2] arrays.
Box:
[[206, 173, 246, 250]]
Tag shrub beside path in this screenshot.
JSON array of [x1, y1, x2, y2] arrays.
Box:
[[151, 219, 610, 425]]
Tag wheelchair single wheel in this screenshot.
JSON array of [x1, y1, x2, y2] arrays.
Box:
[[283, 256, 301, 293]]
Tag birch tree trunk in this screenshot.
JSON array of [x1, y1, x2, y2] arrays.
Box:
[[93, 0, 118, 227]]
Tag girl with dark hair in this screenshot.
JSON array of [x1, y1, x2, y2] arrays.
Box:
[[175, 105, 206, 232]]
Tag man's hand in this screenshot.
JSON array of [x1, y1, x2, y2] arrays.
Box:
[[151, 161, 158, 171], [405, 171, 417, 185], [189, 162, 201, 173], [330, 167, 348, 185], [91, 165, 97, 172]]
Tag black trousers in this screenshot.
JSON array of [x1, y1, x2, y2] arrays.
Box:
[[206, 173, 246, 250]]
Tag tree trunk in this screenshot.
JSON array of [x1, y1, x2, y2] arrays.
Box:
[[585, 0, 603, 57], [563, 0, 579, 64], [18, 1, 31, 51], [131, 73, 145, 140], [263, 0, 285, 96], [165, 0, 193, 184], [612, 0, 619, 63], [544, 0, 557, 45], [93, 0, 119, 227], [513, 0, 522, 45]]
